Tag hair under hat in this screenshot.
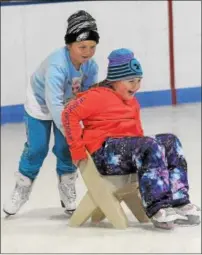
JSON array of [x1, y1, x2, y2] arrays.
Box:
[[64, 10, 99, 44], [106, 48, 143, 81]]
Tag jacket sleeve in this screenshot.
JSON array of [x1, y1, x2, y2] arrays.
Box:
[[62, 90, 101, 160], [83, 61, 98, 90], [45, 64, 66, 133]]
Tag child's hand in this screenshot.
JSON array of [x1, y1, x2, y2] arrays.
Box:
[[73, 160, 80, 166], [73, 158, 88, 167]]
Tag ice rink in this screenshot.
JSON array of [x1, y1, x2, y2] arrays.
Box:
[[1, 103, 201, 253]]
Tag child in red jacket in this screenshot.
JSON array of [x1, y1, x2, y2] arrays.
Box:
[[62, 48, 200, 229]]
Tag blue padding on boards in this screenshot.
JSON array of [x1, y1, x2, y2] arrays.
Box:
[[1, 104, 24, 125], [176, 87, 201, 104], [136, 90, 172, 107], [1, 86, 201, 124]]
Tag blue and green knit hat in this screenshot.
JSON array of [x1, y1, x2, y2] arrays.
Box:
[[106, 48, 143, 81]]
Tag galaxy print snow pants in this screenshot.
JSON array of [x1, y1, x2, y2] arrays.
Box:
[[91, 134, 190, 217]]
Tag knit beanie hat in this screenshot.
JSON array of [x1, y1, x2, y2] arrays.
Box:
[[106, 48, 143, 81], [64, 10, 99, 44]]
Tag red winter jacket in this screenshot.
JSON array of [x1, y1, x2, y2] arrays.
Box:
[[62, 87, 144, 161]]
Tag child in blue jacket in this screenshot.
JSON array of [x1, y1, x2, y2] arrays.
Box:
[[3, 10, 99, 216]]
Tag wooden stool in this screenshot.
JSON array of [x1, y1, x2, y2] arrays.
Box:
[[69, 151, 149, 229]]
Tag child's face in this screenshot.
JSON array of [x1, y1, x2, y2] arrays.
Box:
[[68, 41, 97, 67], [113, 78, 142, 100]]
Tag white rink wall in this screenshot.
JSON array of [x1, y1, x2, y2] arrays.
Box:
[[1, 1, 201, 119]]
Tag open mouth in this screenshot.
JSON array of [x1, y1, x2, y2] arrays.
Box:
[[128, 90, 135, 95], [82, 56, 89, 60]]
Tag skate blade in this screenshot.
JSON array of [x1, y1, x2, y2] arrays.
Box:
[[64, 209, 76, 216], [175, 215, 201, 226], [152, 220, 175, 230], [3, 209, 15, 217]]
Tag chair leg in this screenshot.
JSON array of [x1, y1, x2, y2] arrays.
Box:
[[91, 196, 124, 223], [89, 188, 128, 229], [91, 208, 106, 222], [123, 192, 149, 223], [69, 192, 97, 227]]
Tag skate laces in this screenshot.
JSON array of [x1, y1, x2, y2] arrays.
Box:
[[11, 184, 30, 204], [60, 182, 76, 203]]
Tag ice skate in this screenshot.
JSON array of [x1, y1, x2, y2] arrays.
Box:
[[3, 172, 33, 215], [58, 172, 77, 215], [151, 207, 182, 230], [174, 203, 201, 226]]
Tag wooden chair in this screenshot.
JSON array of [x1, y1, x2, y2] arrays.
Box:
[[69, 151, 149, 229]]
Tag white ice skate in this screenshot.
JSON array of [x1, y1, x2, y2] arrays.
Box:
[[173, 203, 201, 226], [3, 172, 33, 216], [58, 172, 77, 215], [151, 207, 186, 230]]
